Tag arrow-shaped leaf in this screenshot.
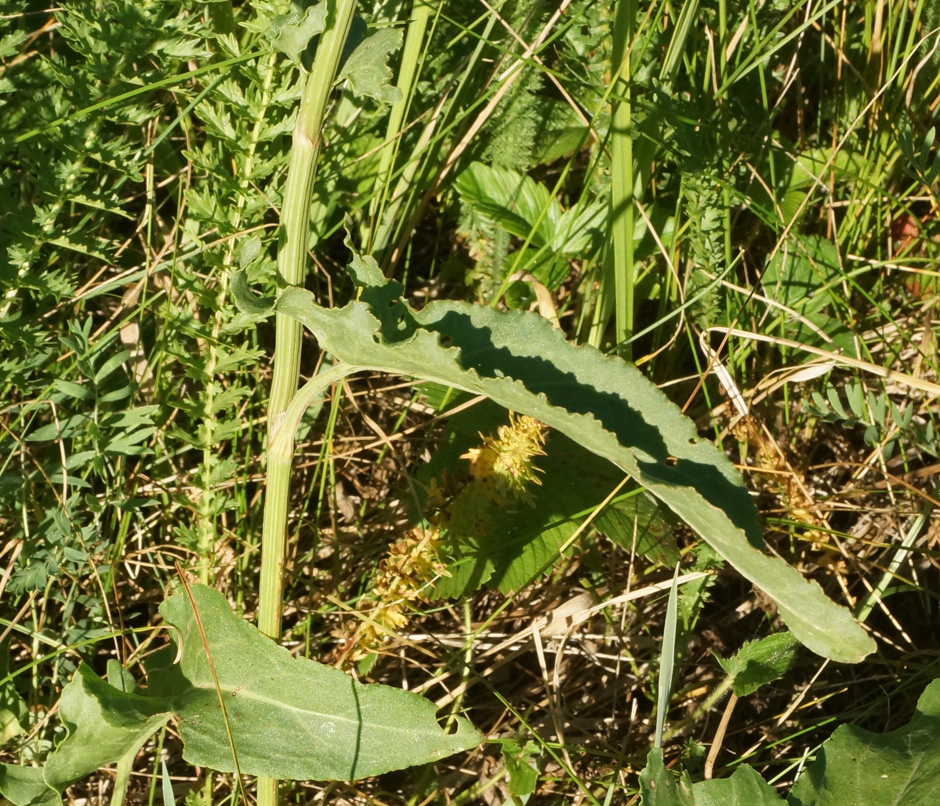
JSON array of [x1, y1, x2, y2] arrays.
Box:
[[151, 585, 480, 780]]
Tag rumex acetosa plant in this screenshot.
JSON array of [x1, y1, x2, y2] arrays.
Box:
[[5, 2, 927, 805]]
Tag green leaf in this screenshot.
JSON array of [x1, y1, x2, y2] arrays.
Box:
[[52, 379, 92, 402], [0, 764, 61, 806], [761, 235, 851, 352], [716, 632, 801, 697], [275, 267, 874, 664], [692, 765, 785, 805], [238, 235, 263, 268], [639, 753, 785, 805], [789, 679, 940, 805], [160, 759, 175, 806], [0, 587, 479, 797], [151, 584, 480, 780], [43, 664, 172, 794], [271, 2, 328, 64], [338, 27, 403, 104], [497, 738, 539, 797], [94, 349, 132, 384], [0, 643, 28, 745], [231, 269, 275, 318], [639, 748, 695, 806], [554, 200, 607, 255], [456, 162, 562, 249]]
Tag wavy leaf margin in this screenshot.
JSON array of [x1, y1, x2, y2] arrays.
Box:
[[276, 261, 873, 663]]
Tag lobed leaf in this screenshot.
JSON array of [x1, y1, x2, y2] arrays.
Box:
[[271, 2, 328, 65], [338, 27, 403, 104]]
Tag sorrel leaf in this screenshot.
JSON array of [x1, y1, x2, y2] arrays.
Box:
[[276, 260, 874, 664], [150, 584, 480, 780], [0, 586, 479, 805]]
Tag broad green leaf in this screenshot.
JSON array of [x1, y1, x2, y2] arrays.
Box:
[[0, 584, 479, 798], [150, 584, 480, 780], [693, 765, 785, 805], [762, 235, 856, 354], [716, 632, 801, 697], [762, 234, 840, 314], [338, 28, 403, 104], [553, 200, 606, 255], [639, 748, 695, 806], [0, 764, 61, 806], [43, 664, 172, 794], [639, 753, 784, 805], [789, 679, 940, 805], [276, 267, 874, 663]]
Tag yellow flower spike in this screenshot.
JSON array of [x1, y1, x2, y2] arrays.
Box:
[[461, 413, 547, 504]]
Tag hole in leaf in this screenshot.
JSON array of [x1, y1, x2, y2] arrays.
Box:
[[438, 715, 459, 734]]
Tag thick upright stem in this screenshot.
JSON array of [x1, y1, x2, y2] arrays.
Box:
[[258, 4, 358, 805], [268, 2, 357, 421]]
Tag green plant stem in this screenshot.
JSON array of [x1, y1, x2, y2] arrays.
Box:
[[257, 367, 361, 806], [259, 4, 357, 805], [367, 0, 434, 253], [206, 0, 236, 35], [662, 674, 736, 744], [268, 4, 356, 421], [608, 0, 637, 359], [855, 482, 939, 625], [259, 363, 357, 639]]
